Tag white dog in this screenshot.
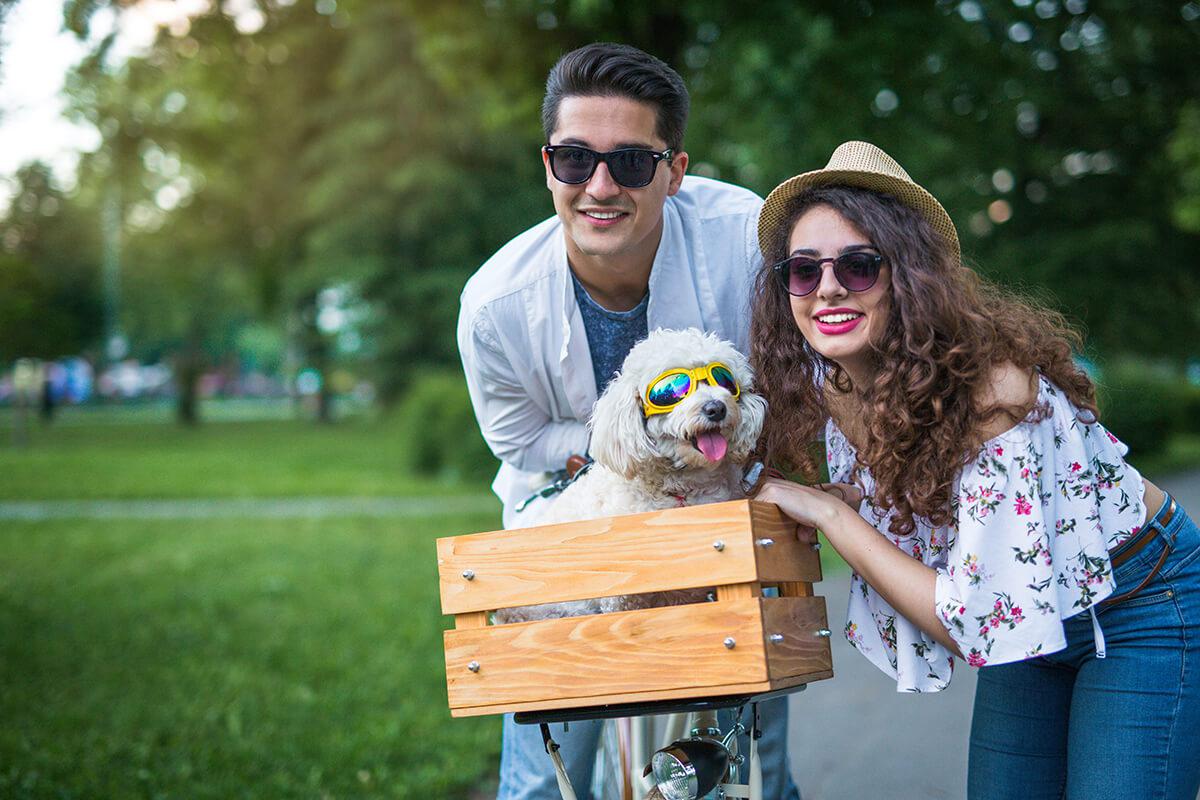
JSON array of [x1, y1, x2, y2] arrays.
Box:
[[496, 327, 767, 623]]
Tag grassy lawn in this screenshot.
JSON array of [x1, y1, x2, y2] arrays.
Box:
[[2, 410, 1196, 797], [0, 408, 496, 500], [0, 513, 502, 799], [1, 411, 505, 798]]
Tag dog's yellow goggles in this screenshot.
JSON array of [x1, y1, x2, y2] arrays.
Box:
[[642, 362, 740, 417]]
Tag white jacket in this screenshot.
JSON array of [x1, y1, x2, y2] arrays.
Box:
[[457, 176, 763, 526]]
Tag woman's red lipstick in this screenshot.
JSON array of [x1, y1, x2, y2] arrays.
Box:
[[813, 307, 865, 335]]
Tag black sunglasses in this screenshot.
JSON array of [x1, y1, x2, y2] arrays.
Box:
[[543, 145, 674, 189], [772, 251, 884, 297]]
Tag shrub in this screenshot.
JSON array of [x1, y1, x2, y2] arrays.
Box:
[[395, 371, 498, 484], [1096, 363, 1189, 459], [1181, 384, 1200, 437]]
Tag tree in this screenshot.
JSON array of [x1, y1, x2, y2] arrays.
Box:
[[46, 0, 1200, 424], [0, 163, 102, 363], [63, 3, 343, 422]]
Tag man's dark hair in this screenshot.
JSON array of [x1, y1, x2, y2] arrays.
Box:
[[542, 43, 689, 151]]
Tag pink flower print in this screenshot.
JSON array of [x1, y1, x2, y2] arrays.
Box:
[[1106, 431, 1118, 443], [1014, 494, 1033, 515], [994, 445, 1004, 457], [963, 554, 987, 586], [1021, 467, 1031, 479], [959, 606, 966, 615], [1012, 606, 1025, 623], [1130, 525, 1141, 537], [967, 650, 987, 667]]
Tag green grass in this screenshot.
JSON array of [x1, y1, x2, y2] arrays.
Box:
[[0, 513, 502, 799], [0, 410, 491, 500]]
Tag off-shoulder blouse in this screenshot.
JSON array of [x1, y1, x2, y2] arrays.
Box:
[[826, 374, 1146, 693]]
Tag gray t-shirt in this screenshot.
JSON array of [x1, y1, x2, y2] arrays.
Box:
[[570, 271, 649, 396]]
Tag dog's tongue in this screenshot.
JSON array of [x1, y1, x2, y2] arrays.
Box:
[[696, 432, 728, 463]]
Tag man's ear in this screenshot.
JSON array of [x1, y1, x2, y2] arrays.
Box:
[[666, 150, 689, 196]]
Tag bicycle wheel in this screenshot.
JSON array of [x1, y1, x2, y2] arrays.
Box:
[[591, 713, 693, 800], [590, 717, 627, 800]]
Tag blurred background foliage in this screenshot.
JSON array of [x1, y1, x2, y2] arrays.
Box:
[[0, 0, 1198, 444], [2, 5, 1199, 796]]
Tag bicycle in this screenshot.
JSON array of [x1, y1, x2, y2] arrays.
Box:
[[518, 686, 808, 799]]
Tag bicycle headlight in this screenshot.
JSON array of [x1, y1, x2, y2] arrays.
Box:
[[649, 737, 731, 800]]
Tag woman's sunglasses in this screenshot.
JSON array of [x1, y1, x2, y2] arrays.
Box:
[[543, 145, 674, 189], [643, 362, 740, 417], [772, 251, 884, 297]]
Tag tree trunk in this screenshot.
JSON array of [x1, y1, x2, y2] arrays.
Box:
[[175, 344, 203, 426]]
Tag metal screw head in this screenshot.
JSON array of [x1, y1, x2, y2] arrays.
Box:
[[462, 569, 475, 581], [467, 660, 480, 673], [756, 537, 775, 548], [712, 540, 725, 552], [768, 633, 785, 645], [723, 637, 736, 649], [815, 628, 832, 638]]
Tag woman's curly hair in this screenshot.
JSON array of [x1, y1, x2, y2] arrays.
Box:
[[750, 186, 1097, 536]]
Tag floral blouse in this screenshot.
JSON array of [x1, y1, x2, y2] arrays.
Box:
[[827, 375, 1146, 693]]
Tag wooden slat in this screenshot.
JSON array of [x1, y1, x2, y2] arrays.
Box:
[[447, 674, 838, 718], [454, 612, 489, 629], [716, 582, 760, 601], [763, 597, 833, 681], [777, 581, 813, 598], [444, 599, 770, 711], [748, 503, 823, 584], [438, 500, 818, 615]]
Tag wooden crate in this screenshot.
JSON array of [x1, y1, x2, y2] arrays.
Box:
[[437, 499, 833, 718]]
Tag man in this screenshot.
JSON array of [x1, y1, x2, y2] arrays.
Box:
[[457, 43, 800, 800]]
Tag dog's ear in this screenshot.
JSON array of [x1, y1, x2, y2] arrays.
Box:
[[730, 391, 768, 462], [589, 372, 656, 479]]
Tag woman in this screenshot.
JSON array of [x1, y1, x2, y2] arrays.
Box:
[[751, 141, 1200, 799]]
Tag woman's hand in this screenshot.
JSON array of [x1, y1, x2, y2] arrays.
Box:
[[758, 477, 964, 658], [754, 477, 862, 530]]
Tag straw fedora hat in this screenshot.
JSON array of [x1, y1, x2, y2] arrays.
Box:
[[757, 140, 961, 262]]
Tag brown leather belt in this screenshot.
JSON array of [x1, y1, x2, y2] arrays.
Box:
[[1110, 497, 1176, 568], [1104, 497, 1177, 606]]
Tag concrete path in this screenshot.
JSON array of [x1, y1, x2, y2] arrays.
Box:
[[788, 470, 1200, 799]]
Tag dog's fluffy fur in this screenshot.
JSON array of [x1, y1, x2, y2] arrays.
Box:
[[496, 327, 767, 623]]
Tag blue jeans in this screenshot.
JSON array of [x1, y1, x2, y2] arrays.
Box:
[[968, 495, 1200, 800], [497, 696, 800, 799]]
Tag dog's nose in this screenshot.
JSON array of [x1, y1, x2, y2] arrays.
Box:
[[701, 400, 727, 422]]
